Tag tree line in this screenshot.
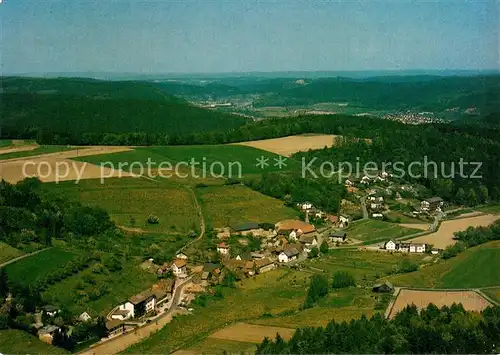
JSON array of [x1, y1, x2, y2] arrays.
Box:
[[256, 303, 500, 354], [442, 220, 500, 259]]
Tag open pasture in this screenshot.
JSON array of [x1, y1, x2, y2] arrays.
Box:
[[0, 329, 68, 354], [174, 338, 257, 355], [44, 177, 199, 234], [410, 214, 500, 249], [0, 242, 24, 264], [345, 219, 420, 244], [196, 185, 299, 227], [388, 289, 493, 319]]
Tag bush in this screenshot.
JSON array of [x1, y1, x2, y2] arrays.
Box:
[[397, 259, 419, 273], [320, 241, 329, 254], [308, 248, 319, 259], [332, 271, 356, 289], [147, 214, 160, 224]]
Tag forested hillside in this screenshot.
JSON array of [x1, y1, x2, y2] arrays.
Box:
[[0, 77, 247, 144], [256, 304, 500, 354]]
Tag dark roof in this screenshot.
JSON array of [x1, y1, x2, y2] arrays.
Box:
[[128, 289, 155, 305], [255, 258, 274, 268], [203, 263, 221, 272], [425, 197, 443, 203], [105, 320, 124, 331], [230, 222, 260, 232], [236, 251, 252, 261], [330, 231, 347, 238], [42, 305, 59, 312], [153, 289, 167, 300], [201, 271, 210, 280], [283, 248, 299, 257]]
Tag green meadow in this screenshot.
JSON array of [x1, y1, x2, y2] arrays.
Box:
[[345, 219, 420, 244], [0, 145, 73, 161]]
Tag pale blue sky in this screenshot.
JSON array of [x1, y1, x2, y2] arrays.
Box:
[[1, 0, 498, 74]]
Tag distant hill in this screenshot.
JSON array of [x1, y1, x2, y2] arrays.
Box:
[[252, 75, 500, 116], [0, 77, 248, 142]]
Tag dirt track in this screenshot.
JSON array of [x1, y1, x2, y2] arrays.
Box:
[[209, 323, 295, 343], [388, 289, 493, 319], [0, 144, 38, 155], [233, 135, 337, 156], [410, 214, 500, 248], [0, 146, 133, 183]]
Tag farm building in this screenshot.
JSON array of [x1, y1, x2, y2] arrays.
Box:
[[176, 252, 188, 260], [372, 281, 394, 293], [299, 234, 318, 250], [230, 222, 261, 235], [385, 240, 397, 251], [275, 219, 316, 235], [421, 197, 444, 211], [254, 258, 275, 273], [329, 231, 347, 243]]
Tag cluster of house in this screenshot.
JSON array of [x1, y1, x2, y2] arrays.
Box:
[[344, 171, 392, 188], [384, 240, 427, 253], [37, 305, 93, 344], [297, 202, 350, 228]]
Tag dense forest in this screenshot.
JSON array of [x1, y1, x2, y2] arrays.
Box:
[[256, 304, 500, 354], [0, 77, 247, 143]]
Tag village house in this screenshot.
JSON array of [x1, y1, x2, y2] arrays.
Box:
[[254, 258, 276, 273], [235, 251, 252, 261], [328, 215, 338, 225], [298, 202, 314, 211], [338, 215, 350, 228], [329, 231, 347, 243], [289, 230, 298, 241], [42, 305, 60, 317], [372, 213, 384, 219], [217, 242, 230, 255], [409, 243, 426, 253], [385, 240, 397, 251], [251, 252, 266, 260], [421, 197, 444, 211], [299, 234, 318, 251], [278, 247, 300, 263], [171, 258, 187, 276], [360, 175, 372, 185], [175, 252, 188, 260]]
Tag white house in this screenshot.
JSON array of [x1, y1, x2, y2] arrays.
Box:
[[409, 243, 426, 253], [344, 179, 354, 186], [360, 176, 371, 184], [171, 258, 187, 276], [278, 248, 299, 263], [431, 249, 440, 255], [339, 215, 350, 228], [372, 213, 384, 219], [217, 242, 230, 255], [289, 230, 297, 241], [78, 312, 92, 322], [299, 202, 314, 211], [385, 240, 397, 251], [115, 289, 157, 320], [42, 305, 59, 317], [175, 252, 188, 260]]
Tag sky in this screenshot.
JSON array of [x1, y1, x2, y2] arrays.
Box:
[[1, 0, 498, 74]]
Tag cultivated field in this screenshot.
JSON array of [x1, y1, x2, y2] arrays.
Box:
[[388, 289, 493, 319], [410, 214, 500, 249], [0, 146, 133, 183], [482, 287, 500, 304], [209, 323, 295, 343], [174, 338, 257, 355], [196, 185, 299, 227], [399, 223, 429, 231], [234, 134, 337, 157]]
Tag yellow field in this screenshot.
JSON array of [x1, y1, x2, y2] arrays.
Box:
[[233, 134, 337, 157], [209, 323, 295, 343], [411, 214, 500, 248]]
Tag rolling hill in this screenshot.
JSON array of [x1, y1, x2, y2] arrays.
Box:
[[0, 77, 248, 143]]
